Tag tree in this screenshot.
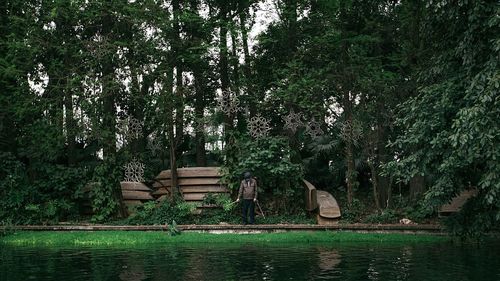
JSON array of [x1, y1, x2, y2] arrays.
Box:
[[387, 0, 499, 237]]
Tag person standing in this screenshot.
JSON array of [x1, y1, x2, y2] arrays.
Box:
[[236, 171, 258, 224]]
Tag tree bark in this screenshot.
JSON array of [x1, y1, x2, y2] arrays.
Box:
[[409, 175, 426, 201], [344, 92, 356, 207], [64, 77, 77, 166], [193, 68, 207, 166], [368, 156, 381, 212], [219, 5, 233, 138], [165, 65, 178, 197]]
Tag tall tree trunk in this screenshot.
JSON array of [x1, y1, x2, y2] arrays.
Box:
[[64, 76, 77, 166], [193, 68, 207, 166], [344, 92, 356, 207], [375, 119, 392, 208], [231, 28, 247, 132], [409, 175, 425, 201], [239, 8, 255, 118], [165, 65, 178, 197], [239, 10, 251, 78], [368, 155, 381, 212], [282, 0, 302, 163], [100, 9, 117, 160], [170, 0, 184, 195], [284, 0, 297, 53], [219, 6, 233, 138]]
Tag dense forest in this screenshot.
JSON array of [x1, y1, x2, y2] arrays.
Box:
[[0, 0, 498, 236]]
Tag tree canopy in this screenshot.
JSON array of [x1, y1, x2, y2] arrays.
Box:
[[1, 0, 498, 237]]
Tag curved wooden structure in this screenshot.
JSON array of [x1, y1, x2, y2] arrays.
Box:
[[303, 180, 341, 225], [303, 180, 318, 211], [316, 190, 341, 219]]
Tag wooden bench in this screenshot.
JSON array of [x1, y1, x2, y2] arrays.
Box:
[[303, 180, 341, 225]]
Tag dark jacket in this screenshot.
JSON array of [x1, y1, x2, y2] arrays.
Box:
[[238, 178, 258, 200]]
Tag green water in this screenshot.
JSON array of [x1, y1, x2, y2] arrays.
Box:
[[1, 241, 499, 280]]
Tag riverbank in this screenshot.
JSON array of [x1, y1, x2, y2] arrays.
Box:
[[0, 223, 443, 233], [0, 231, 450, 246]]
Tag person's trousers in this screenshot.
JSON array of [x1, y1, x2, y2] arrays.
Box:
[[242, 199, 255, 224]]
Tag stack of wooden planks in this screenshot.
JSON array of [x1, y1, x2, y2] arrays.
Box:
[[151, 167, 230, 206], [120, 182, 153, 213], [439, 189, 478, 216]]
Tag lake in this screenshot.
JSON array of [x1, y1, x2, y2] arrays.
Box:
[[1, 240, 499, 280]]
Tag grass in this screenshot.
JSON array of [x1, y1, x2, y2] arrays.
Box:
[[0, 231, 450, 247]]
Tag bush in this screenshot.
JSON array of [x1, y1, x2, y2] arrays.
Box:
[[221, 136, 304, 214], [90, 156, 124, 222], [0, 152, 30, 224], [363, 209, 398, 224], [125, 200, 195, 225], [0, 152, 88, 224], [339, 198, 365, 223]]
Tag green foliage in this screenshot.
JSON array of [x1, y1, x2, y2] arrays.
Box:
[[258, 212, 315, 225], [363, 210, 398, 224], [167, 220, 181, 236], [0, 152, 88, 224], [202, 192, 217, 205], [0, 219, 15, 237], [386, 0, 500, 237], [0, 152, 29, 223], [191, 208, 240, 225], [0, 0, 496, 239], [218, 194, 237, 212], [444, 197, 498, 240], [339, 198, 365, 223], [0, 231, 449, 246], [203, 193, 235, 212], [393, 196, 435, 223], [90, 157, 123, 222], [125, 200, 195, 225], [221, 136, 304, 214], [222, 137, 303, 191]]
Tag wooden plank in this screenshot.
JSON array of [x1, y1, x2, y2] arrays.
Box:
[[152, 179, 170, 188], [122, 190, 154, 201], [180, 178, 221, 186], [303, 180, 318, 211], [152, 188, 169, 196], [316, 190, 341, 219], [153, 178, 222, 187], [156, 195, 168, 202], [317, 214, 339, 225], [124, 200, 143, 206], [439, 190, 478, 213], [183, 192, 225, 201], [181, 185, 229, 193], [156, 167, 221, 179], [120, 182, 151, 191]]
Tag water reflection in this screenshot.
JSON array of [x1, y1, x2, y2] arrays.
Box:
[[118, 257, 146, 281], [1, 241, 499, 281], [316, 247, 341, 271]]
